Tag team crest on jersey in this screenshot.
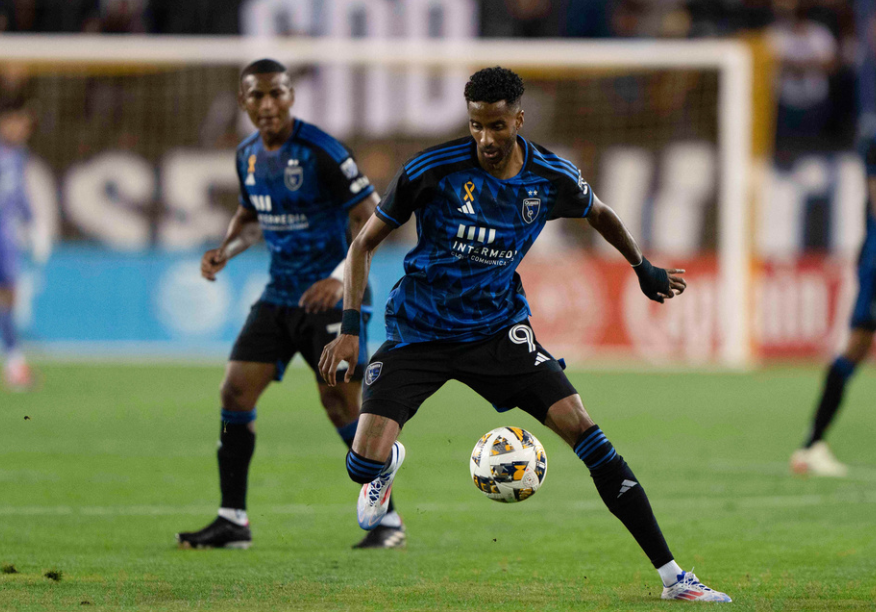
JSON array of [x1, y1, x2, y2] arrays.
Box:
[[522, 198, 541, 224], [284, 159, 304, 191], [365, 362, 383, 385]]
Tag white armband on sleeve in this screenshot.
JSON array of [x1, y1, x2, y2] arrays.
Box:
[[330, 259, 345, 282]]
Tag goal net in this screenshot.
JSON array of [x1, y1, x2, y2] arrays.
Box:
[[0, 36, 751, 366]]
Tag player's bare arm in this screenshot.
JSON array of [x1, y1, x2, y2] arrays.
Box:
[[299, 192, 379, 313], [201, 206, 259, 281], [319, 213, 393, 386], [586, 195, 686, 303]]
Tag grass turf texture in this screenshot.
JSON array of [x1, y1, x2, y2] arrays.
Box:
[[1, 364, 875, 611]]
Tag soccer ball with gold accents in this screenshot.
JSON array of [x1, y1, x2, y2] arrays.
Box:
[[469, 426, 547, 503]]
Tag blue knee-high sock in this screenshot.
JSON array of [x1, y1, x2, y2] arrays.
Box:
[[346, 449, 385, 484], [575, 425, 674, 568], [337, 420, 358, 448], [0, 306, 16, 354], [338, 420, 397, 515], [805, 356, 856, 447], [218, 408, 256, 510]]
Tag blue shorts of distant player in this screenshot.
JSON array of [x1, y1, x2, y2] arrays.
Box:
[[851, 219, 876, 331], [0, 239, 18, 288]]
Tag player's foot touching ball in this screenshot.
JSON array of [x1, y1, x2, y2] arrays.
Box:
[[790, 441, 848, 477], [357, 441, 405, 530], [661, 570, 732, 602], [176, 516, 252, 549]]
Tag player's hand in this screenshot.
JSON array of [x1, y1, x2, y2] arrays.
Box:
[[319, 334, 359, 386], [299, 278, 343, 313], [634, 257, 686, 303], [201, 248, 228, 281]]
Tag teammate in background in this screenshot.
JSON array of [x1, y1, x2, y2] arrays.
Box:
[[790, 134, 876, 477], [176, 59, 405, 550], [0, 96, 38, 391], [320, 67, 731, 602]]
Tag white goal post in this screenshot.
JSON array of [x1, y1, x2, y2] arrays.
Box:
[[0, 35, 752, 367]]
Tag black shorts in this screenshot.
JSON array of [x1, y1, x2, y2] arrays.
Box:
[[230, 301, 370, 383], [361, 321, 577, 427]]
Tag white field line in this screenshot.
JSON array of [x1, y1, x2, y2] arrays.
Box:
[[3, 491, 876, 517]]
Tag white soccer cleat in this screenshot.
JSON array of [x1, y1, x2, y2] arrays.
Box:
[[3, 358, 34, 392], [790, 441, 848, 477], [661, 570, 732, 602], [357, 442, 405, 531]]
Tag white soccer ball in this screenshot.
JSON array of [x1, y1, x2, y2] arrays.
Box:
[[469, 426, 547, 503]]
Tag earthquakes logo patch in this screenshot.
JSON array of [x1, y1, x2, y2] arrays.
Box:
[[284, 159, 304, 191], [365, 362, 383, 385], [509, 324, 536, 353], [458, 181, 476, 214], [522, 198, 540, 224], [245, 154, 256, 186]]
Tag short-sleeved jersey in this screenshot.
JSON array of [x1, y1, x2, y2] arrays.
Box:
[[0, 143, 31, 248], [237, 119, 375, 306], [375, 136, 594, 344]]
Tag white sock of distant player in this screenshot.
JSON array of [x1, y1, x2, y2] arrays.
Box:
[[218, 508, 249, 526], [657, 560, 684, 586], [379, 511, 402, 529]]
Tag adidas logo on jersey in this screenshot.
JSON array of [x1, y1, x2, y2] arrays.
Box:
[[458, 180, 476, 214], [534, 352, 550, 366], [617, 479, 638, 497]]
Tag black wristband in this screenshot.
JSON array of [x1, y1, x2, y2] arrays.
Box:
[[340, 309, 360, 336], [633, 256, 670, 301]]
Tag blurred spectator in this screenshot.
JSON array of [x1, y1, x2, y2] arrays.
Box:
[[767, 0, 838, 155], [0, 0, 100, 32], [480, 0, 561, 38], [100, 0, 145, 33], [147, 0, 241, 35], [608, 0, 691, 39]]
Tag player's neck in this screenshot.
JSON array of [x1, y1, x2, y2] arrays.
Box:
[[479, 141, 524, 180], [260, 118, 295, 151]]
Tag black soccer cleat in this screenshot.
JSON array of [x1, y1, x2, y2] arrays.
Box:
[[176, 517, 252, 549], [352, 525, 406, 549]]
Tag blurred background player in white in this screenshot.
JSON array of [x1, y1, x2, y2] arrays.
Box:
[[176, 59, 405, 550], [0, 94, 40, 391], [791, 131, 876, 477], [790, 19, 876, 478]]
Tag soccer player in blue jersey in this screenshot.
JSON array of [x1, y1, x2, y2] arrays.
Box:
[[790, 133, 876, 477], [320, 67, 731, 602], [0, 96, 38, 392], [176, 59, 405, 550]]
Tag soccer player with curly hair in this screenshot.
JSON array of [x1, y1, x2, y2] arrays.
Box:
[[320, 66, 731, 602]]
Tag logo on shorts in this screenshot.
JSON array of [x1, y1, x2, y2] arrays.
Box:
[[365, 362, 383, 385]]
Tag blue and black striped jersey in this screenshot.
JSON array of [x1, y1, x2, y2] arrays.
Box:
[[375, 135, 593, 344], [236, 119, 375, 307]]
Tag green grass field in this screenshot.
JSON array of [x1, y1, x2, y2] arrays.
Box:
[[1, 363, 875, 611]]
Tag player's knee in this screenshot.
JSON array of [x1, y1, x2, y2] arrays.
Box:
[[319, 385, 359, 428], [220, 377, 252, 411]]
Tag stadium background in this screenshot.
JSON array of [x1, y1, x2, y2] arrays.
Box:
[[1, 0, 873, 367]]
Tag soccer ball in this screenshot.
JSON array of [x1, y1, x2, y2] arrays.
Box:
[[469, 426, 547, 503]]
